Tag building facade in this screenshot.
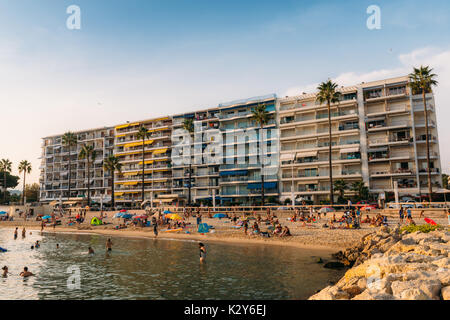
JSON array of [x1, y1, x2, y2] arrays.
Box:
[[39, 75, 443, 206], [278, 76, 443, 204], [39, 127, 115, 204]]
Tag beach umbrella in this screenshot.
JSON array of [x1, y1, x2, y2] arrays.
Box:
[[121, 214, 133, 219], [0, 211, 7, 215], [319, 207, 335, 213], [163, 210, 172, 214], [213, 213, 227, 218], [168, 214, 183, 220], [114, 212, 124, 218], [120, 209, 127, 213], [133, 215, 147, 219], [42, 215, 52, 220]]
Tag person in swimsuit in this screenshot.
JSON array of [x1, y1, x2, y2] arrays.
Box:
[[199, 243, 206, 263], [22, 227, 26, 238], [153, 221, 158, 238], [106, 238, 113, 252], [14, 227, 18, 240], [2, 266, 9, 278], [20, 267, 34, 277], [88, 247, 95, 254]]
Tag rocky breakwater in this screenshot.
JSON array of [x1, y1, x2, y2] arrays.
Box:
[[310, 226, 450, 300]]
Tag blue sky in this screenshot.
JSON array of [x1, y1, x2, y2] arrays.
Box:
[[0, 0, 450, 186]]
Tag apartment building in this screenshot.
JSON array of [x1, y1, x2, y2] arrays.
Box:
[[171, 108, 221, 205], [113, 117, 174, 206], [39, 127, 115, 204], [39, 75, 442, 206], [279, 76, 442, 204], [218, 94, 279, 205]]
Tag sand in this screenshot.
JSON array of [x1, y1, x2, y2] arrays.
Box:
[[1, 209, 447, 252]]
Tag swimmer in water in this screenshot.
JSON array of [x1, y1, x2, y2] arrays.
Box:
[[56, 244, 59, 249], [30, 245, 34, 250], [35, 240, 40, 248], [88, 247, 95, 254], [106, 238, 113, 252], [20, 267, 34, 277], [2, 266, 9, 278], [199, 242, 206, 263]]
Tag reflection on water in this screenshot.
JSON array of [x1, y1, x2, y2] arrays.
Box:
[[0, 228, 344, 300]]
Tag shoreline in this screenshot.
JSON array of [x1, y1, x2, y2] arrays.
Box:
[[0, 224, 337, 253]]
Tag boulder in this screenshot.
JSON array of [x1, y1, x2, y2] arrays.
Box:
[[391, 279, 441, 300], [441, 286, 450, 300], [308, 286, 350, 300], [351, 290, 395, 300]]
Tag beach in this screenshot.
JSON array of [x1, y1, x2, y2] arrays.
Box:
[[1, 209, 447, 251]]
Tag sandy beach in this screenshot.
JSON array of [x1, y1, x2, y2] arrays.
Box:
[[1, 209, 447, 252]]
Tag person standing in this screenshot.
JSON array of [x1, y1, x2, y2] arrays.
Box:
[[14, 227, 18, 240], [22, 227, 26, 238], [153, 220, 158, 238], [399, 207, 404, 223], [106, 238, 113, 252], [199, 243, 206, 263]]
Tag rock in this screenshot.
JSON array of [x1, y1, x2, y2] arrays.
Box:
[[436, 268, 450, 286], [316, 257, 323, 263], [308, 286, 350, 300], [442, 286, 450, 300], [342, 285, 362, 297], [432, 257, 450, 268], [391, 279, 441, 300], [324, 261, 346, 269], [351, 290, 395, 300]]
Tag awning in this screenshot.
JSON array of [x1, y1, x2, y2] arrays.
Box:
[[296, 151, 317, 158], [138, 160, 154, 165], [247, 182, 278, 189], [115, 122, 140, 130], [49, 201, 58, 206], [158, 194, 180, 199], [123, 181, 138, 186], [124, 140, 154, 149], [160, 198, 176, 203], [280, 153, 295, 161], [219, 170, 248, 176], [340, 147, 360, 154], [153, 148, 168, 155], [114, 192, 124, 196], [63, 201, 79, 205]]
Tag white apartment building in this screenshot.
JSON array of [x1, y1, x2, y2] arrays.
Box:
[[278, 76, 442, 204], [39, 127, 115, 204]]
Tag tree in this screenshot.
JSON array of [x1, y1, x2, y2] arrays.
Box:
[[333, 179, 347, 202], [442, 174, 448, 189], [24, 183, 40, 203], [0, 172, 19, 204], [103, 155, 122, 210], [251, 103, 270, 206], [351, 181, 369, 201], [62, 131, 78, 200], [182, 118, 194, 206], [316, 80, 341, 205], [18, 160, 32, 205], [0, 159, 12, 203], [409, 66, 438, 202], [136, 125, 151, 205], [78, 144, 96, 206]]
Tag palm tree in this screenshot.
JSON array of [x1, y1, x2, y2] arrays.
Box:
[[18, 160, 32, 205], [351, 181, 369, 201], [103, 155, 122, 210], [78, 144, 96, 206], [136, 125, 151, 205], [0, 159, 12, 203], [182, 118, 194, 206], [62, 131, 78, 201], [333, 179, 347, 202], [409, 66, 438, 202], [251, 104, 270, 206], [316, 80, 341, 205]]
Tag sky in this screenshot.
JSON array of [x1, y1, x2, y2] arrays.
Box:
[[1, 0, 450, 189]]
